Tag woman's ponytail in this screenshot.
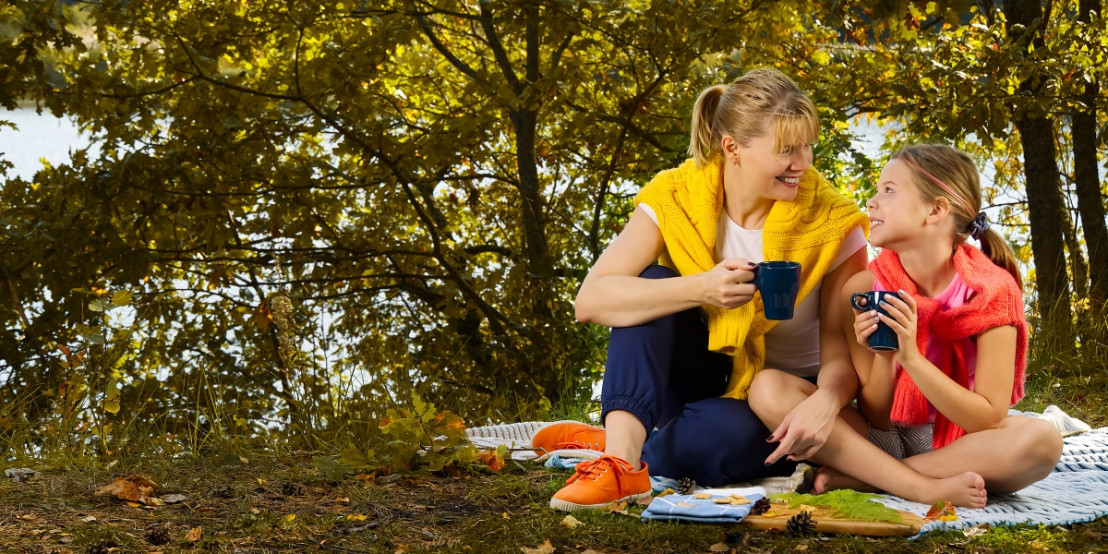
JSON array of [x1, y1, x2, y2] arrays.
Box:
[[687, 84, 725, 166]]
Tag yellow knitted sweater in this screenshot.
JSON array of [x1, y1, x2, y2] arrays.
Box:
[[635, 155, 869, 398]]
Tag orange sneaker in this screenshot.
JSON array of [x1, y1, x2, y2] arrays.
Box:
[[530, 421, 606, 454], [549, 455, 651, 511]]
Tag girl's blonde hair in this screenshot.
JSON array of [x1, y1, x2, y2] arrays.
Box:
[[688, 68, 819, 166], [891, 144, 1023, 289]]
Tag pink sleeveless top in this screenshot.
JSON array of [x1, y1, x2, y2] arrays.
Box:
[[875, 273, 978, 423]]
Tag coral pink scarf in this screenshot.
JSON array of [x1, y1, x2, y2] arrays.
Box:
[[871, 244, 1027, 449]]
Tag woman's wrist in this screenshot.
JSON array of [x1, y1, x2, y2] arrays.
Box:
[[809, 385, 848, 412], [691, 272, 709, 305]]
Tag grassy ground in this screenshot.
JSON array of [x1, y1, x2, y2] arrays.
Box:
[[2, 370, 1107, 553], [1, 448, 1107, 554]]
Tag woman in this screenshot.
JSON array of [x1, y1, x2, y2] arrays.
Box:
[[534, 68, 869, 511]]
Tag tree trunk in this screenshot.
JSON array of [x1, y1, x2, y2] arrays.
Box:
[[1003, 0, 1073, 339], [511, 108, 552, 279], [513, 4, 553, 281], [1017, 117, 1072, 321], [511, 4, 562, 404], [1073, 0, 1108, 310], [1062, 204, 1088, 300]]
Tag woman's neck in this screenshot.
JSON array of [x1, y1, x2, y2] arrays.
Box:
[[722, 163, 774, 229], [895, 240, 958, 297]]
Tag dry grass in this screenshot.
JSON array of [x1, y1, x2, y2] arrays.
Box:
[[1, 451, 1107, 553]]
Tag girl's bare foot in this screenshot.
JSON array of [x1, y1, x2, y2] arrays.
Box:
[[814, 467, 986, 509], [931, 472, 987, 509], [813, 466, 878, 494]]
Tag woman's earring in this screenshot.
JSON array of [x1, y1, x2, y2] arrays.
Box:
[[732, 155, 741, 167]]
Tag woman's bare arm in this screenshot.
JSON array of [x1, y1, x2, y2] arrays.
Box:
[[575, 206, 756, 327]]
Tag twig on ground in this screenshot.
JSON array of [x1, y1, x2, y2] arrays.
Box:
[[307, 537, 377, 553]]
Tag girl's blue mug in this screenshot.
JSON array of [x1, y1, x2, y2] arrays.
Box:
[[850, 291, 900, 351]]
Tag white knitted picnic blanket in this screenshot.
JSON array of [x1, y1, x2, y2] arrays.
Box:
[[465, 420, 603, 463], [876, 424, 1108, 538], [468, 406, 1108, 535]]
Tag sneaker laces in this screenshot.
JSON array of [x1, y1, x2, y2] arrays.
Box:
[[566, 455, 632, 485], [550, 439, 602, 451]]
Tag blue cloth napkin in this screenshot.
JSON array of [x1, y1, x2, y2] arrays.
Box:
[[650, 475, 681, 494], [543, 454, 592, 469], [641, 491, 765, 523]]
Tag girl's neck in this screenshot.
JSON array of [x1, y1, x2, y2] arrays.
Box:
[[895, 240, 958, 297], [722, 163, 774, 229]]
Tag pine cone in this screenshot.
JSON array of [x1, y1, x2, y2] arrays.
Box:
[[785, 510, 816, 536], [145, 525, 171, 546], [795, 464, 817, 494], [723, 530, 748, 547], [677, 476, 696, 495], [281, 482, 304, 496], [751, 496, 771, 515]]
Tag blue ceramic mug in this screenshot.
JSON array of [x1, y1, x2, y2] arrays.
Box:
[[850, 291, 901, 351], [752, 261, 801, 320]]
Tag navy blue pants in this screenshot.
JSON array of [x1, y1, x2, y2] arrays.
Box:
[[601, 265, 799, 486]]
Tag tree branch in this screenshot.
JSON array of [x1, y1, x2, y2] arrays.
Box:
[[85, 76, 201, 99], [170, 33, 300, 102], [524, 3, 540, 83], [416, 14, 478, 80], [548, 33, 573, 74], [477, 1, 521, 92], [588, 126, 629, 260]]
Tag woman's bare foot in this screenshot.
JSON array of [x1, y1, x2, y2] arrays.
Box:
[[813, 466, 878, 494]]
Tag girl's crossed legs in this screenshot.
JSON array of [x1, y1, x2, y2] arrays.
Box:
[[749, 369, 1063, 508]]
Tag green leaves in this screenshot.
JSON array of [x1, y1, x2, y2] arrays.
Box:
[[379, 393, 474, 472], [7, 0, 1099, 456], [315, 393, 478, 479], [772, 490, 905, 525], [9, 0, 805, 440], [102, 376, 121, 414]]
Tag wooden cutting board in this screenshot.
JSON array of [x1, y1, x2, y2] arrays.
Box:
[[740, 501, 926, 537]]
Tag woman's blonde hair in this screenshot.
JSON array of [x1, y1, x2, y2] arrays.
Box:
[[891, 144, 1023, 289], [687, 68, 819, 166]]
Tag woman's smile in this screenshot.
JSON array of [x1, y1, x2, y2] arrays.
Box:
[[777, 175, 801, 188]]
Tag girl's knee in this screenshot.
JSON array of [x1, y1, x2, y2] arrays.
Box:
[[1008, 417, 1064, 472], [1028, 418, 1064, 466]]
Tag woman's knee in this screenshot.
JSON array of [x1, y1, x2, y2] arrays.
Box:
[[748, 369, 808, 421], [639, 264, 679, 280]]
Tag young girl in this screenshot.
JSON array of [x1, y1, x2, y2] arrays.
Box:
[[748, 144, 1063, 508]]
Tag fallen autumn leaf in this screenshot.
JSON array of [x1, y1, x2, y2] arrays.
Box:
[[560, 515, 582, 529], [519, 539, 555, 554], [186, 527, 202, 542], [95, 474, 160, 505]]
